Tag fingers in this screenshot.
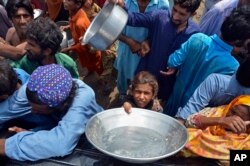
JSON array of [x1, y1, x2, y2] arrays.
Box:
[[245, 121, 250, 126], [228, 116, 247, 133], [8, 126, 26, 133], [123, 102, 132, 114]]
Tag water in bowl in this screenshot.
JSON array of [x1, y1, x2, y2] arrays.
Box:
[[102, 126, 169, 158]]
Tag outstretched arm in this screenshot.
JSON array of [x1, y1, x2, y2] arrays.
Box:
[[3, 80, 103, 161]]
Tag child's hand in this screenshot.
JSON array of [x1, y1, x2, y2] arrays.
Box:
[[123, 102, 132, 114]]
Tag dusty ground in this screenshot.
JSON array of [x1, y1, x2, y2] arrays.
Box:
[[77, 50, 119, 109]]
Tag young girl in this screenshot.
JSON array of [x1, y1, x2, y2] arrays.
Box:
[[123, 71, 163, 113], [62, 0, 103, 76]]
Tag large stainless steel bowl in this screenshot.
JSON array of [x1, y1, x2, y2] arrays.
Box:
[[85, 108, 188, 164], [82, 3, 128, 50]]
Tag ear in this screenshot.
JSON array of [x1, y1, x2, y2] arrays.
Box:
[[43, 48, 53, 56], [191, 11, 197, 17]]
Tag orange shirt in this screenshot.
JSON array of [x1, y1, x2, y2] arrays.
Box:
[[69, 9, 103, 75]]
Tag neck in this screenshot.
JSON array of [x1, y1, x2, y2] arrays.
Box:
[[176, 21, 188, 33], [41, 55, 56, 65]]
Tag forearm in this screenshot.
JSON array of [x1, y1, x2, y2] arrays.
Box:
[[197, 115, 222, 128], [0, 43, 26, 60], [0, 139, 5, 156], [119, 34, 133, 45]]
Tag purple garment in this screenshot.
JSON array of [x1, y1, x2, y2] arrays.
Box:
[[28, 64, 73, 107], [0, 5, 12, 38], [127, 9, 200, 99]]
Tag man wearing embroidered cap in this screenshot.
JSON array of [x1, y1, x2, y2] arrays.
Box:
[[0, 64, 103, 161]]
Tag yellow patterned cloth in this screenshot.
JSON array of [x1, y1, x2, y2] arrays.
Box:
[[184, 95, 250, 160]]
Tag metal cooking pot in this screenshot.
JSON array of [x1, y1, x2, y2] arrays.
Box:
[[82, 3, 128, 50], [85, 108, 188, 164]]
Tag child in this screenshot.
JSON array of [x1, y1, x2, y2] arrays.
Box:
[[82, 0, 101, 21], [62, 0, 103, 76], [123, 71, 163, 113]]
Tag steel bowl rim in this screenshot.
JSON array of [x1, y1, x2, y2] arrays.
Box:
[[82, 3, 128, 50], [85, 108, 188, 163]]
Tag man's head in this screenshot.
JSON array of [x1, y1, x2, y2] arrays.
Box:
[[63, 0, 84, 11], [26, 64, 75, 114], [236, 56, 250, 87], [0, 59, 18, 102], [6, 0, 34, 36], [171, 0, 201, 25], [25, 17, 63, 61], [221, 6, 250, 53]]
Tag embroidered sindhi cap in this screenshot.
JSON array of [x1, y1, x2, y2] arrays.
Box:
[[27, 64, 73, 107]]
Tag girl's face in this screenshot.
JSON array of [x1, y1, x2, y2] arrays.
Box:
[[227, 104, 250, 121], [132, 83, 154, 108]]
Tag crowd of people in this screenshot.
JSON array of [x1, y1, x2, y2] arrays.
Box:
[[0, 0, 250, 163]]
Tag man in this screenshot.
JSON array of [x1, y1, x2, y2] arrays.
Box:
[[0, 64, 102, 161], [114, 0, 169, 100], [200, 0, 250, 35], [0, 0, 33, 60], [176, 56, 250, 123], [11, 17, 79, 78], [120, 0, 201, 100], [5, 0, 33, 46], [162, 6, 250, 116]]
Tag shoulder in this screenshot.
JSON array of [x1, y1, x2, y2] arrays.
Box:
[[185, 33, 211, 46], [151, 9, 171, 22], [55, 53, 77, 68], [5, 28, 16, 42], [186, 20, 200, 34], [73, 79, 95, 99]]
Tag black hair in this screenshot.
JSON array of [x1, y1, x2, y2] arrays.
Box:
[[73, 0, 84, 8], [221, 6, 250, 43], [236, 56, 250, 87], [26, 81, 78, 114], [26, 17, 63, 55], [174, 0, 202, 13], [5, 0, 34, 19], [0, 59, 18, 97]]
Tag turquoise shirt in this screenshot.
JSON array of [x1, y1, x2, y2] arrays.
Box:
[[14, 68, 29, 84], [164, 33, 239, 116]]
